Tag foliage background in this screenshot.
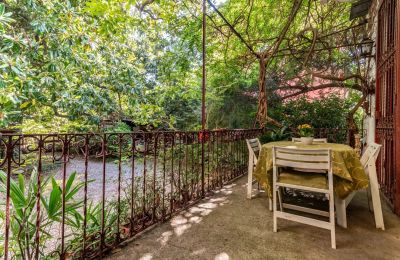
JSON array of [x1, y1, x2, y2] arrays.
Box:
[[0, 0, 365, 132]]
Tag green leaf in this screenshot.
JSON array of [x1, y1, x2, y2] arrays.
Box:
[[0, 171, 27, 208], [19, 101, 30, 109], [18, 174, 24, 194], [65, 171, 76, 194], [47, 178, 62, 219]]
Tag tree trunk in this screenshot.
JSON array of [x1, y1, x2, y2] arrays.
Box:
[[256, 57, 267, 127], [346, 94, 366, 147]]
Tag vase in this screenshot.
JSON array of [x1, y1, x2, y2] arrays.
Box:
[[300, 137, 314, 145]]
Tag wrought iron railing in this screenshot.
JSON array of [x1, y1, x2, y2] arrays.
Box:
[[313, 128, 350, 144], [0, 129, 262, 259]]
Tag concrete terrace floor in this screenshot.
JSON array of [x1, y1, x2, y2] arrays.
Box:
[[107, 176, 400, 260]]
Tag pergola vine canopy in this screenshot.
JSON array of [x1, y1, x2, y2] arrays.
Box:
[[0, 0, 371, 132], [203, 0, 371, 128]]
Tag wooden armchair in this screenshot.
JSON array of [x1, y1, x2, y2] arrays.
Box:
[[335, 142, 384, 230]]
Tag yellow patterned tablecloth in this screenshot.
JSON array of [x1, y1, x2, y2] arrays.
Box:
[[253, 141, 369, 199]]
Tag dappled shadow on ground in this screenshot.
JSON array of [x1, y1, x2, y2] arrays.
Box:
[[109, 176, 400, 260], [136, 184, 235, 260]]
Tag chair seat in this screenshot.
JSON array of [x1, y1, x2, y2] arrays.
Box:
[[279, 169, 328, 190]]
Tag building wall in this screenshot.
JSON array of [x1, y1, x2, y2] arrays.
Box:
[[364, 0, 381, 146]]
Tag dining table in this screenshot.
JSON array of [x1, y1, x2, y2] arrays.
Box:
[[252, 140, 369, 228]]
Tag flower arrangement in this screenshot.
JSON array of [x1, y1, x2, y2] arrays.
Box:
[[298, 124, 314, 137]]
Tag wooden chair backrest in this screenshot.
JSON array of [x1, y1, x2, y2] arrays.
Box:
[[292, 138, 328, 143], [360, 142, 382, 167], [273, 147, 331, 171], [246, 138, 261, 159]]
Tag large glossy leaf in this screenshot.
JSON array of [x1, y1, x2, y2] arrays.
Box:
[[47, 178, 62, 220]]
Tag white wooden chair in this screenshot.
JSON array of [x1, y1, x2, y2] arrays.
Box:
[[272, 146, 336, 249], [246, 138, 273, 210], [246, 138, 261, 199], [292, 137, 328, 143], [335, 142, 384, 230]]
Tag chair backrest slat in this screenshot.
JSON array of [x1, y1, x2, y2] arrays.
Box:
[[292, 137, 328, 143], [273, 147, 331, 171], [360, 142, 382, 166], [276, 152, 328, 162], [246, 138, 261, 158], [275, 160, 330, 170], [249, 142, 260, 151], [313, 138, 328, 144], [275, 147, 329, 155]]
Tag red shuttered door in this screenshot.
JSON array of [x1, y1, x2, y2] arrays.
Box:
[[396, 0, 400, 215], [375, 0, 400, 215]]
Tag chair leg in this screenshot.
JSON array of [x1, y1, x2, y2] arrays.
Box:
[[366, 186, 373, 212], [268, 198, 273, 211], [330, 229, 336, 249], [247, 158, 253, 199], [335, 196, 347, 228], [273, 186, 278, 232], [330, 194, 336, 249], [368, 163, 385, 230]]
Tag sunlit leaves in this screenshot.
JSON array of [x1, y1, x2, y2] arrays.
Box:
[[0, 0, 361, 132], [0, 0, 205, 131], [0, 3, 14, 30]]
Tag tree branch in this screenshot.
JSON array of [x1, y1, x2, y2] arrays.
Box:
[[311, 72, 367, 85], [136, 0, 156, 12], [207, 0, 259, 58], [279, 83, 362, 100], [264, 0, 303, 61]]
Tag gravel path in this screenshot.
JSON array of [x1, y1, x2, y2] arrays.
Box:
[[53, 156, 160, 203]]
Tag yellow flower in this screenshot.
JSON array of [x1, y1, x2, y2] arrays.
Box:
[[298, 124, 312, 130]]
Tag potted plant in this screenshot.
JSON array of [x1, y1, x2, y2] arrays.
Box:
[[298, 124, 314, 145]]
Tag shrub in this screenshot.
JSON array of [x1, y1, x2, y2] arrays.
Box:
[[259, 127, 291, 144], [270, 94, 360, 129], [0, 170, 84, 259]]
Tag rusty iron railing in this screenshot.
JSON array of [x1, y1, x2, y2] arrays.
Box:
[[291, 128, 364, 147], [0, 129, 262, 259], [313, 128, 350, 145]]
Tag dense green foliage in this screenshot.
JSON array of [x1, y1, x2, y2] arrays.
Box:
[[0, 0, 202, 131], [271, 94, 362, 129], [259, 126, 291, 144], [0, 0, 365, 132]]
